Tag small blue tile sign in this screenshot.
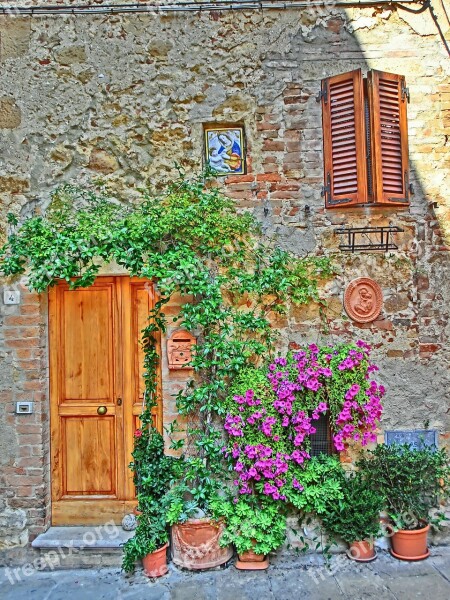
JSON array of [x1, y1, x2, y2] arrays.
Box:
[[385, 429, 438, 451]]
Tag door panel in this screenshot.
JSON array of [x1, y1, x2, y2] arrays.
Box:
[[131, 281, 161, 428], [62, 288, 114, 402], [63, 416, 116, 496], [121, 280, 162, 498], [50, 276, 160, 525]]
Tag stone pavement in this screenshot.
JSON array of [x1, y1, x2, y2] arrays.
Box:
[[1, 547, 449, 600]]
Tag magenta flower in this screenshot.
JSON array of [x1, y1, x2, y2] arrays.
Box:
[[292, 478, 304, 491]]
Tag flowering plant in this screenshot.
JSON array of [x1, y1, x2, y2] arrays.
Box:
[[223, 340, 384, 505], [223, 367, 307, 502], [268, 340, 384, 452]]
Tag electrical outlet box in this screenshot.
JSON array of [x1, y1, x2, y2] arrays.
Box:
[[15, 401, 34, 414], [4, 290, 20, 305]]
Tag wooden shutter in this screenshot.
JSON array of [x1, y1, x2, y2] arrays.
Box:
[[367, 70, 409, 205], [321, 69, 368, 208]]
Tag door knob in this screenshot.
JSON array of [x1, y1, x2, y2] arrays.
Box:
[[117, 398, 122, 406], [97, 406, 108, 416]]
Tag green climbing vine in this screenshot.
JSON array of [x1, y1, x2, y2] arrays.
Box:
[[0, 171, 334, 514]]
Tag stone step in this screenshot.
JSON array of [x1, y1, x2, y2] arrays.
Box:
[[30, 526, 134, 569]]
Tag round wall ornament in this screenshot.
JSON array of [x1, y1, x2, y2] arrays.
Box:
[[343, 277, 383, 323]]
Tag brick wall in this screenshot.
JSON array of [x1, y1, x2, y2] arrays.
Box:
[[0, 283, 50, 549]]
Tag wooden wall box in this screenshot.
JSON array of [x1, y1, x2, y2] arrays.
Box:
[[167, 330, 196, 370]]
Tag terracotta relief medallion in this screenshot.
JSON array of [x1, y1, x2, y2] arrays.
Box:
[[343, 278, 383, 323]]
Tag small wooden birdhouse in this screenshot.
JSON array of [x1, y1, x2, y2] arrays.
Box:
[[167, 330, 196, 370]]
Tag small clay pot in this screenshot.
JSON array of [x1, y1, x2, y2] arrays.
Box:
[[390, 522, 430, 561], [348, 540, 377, 562], [142, 542, 169, 578], [236, 541, 269, 570], [239, 549, 266, 563]]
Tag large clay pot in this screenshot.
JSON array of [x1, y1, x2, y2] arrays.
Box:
[[390, 522, 430, 561], [171, 518, 233, 570], [142, 542, 169, 578], [348, 540, 376, 562]]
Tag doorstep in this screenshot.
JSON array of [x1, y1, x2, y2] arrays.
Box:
[[32, 526, 134, 550], [29, 527, 135, 569]]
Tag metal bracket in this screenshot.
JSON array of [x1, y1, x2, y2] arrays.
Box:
[[335, 225, 404, 252], [316, 83, 328, 104], [401, 84, 410, 103], [321, 174, 330, 200]]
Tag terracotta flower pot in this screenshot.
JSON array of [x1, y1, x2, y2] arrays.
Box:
[[142, 542, 169, 578], [348, 540, 377, 562], [236, 547, 269, 570], [171, 518, 233, 570], [239, 548, 265, 562], [390, 522, 430, 561]]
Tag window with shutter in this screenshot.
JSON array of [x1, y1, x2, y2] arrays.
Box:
[[320, 69, 410, 208]]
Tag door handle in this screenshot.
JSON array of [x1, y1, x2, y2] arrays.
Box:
[[97, 406, 108, 415], [117, 398, 122, 406]]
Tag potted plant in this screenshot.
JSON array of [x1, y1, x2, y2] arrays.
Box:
[[165, 458, 233, 570], [321, 471, 383, 562], [214, 494, 286, 569], [123, 424, 180, 576], [358, 443, 450, 561], [122, 497, 170, 577], [218, 365, 349, 565]]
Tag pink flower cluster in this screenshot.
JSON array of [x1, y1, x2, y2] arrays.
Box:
[[224, 414, 245, 437], [225, 440, 309, 500], [291, 410, 317, 446], [268, 348, 333, 415], [333, 382, 384, 450], [224, 340, 384, 501], [227, 443, 289, 500]]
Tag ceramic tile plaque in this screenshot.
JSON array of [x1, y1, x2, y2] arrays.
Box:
[[204, 126, 245, 176], [385, 429, 438, 450]]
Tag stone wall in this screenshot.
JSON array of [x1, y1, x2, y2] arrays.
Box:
[[0, 3, 449, 554]]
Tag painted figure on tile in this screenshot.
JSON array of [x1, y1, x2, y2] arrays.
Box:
[[205, 127, 245, 175]]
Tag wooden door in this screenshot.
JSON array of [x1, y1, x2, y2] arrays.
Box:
[[49, 277, 161, 525]]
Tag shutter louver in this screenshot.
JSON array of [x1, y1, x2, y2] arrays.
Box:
[[321, 69, 368, 208], [368, 70, 409, 205]]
